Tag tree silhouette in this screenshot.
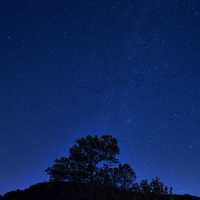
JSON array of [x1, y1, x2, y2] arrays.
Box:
[[46, 135, 173, 193], [95, 163, 136, 190], [139, 178, 172, 195], [46, 157, 90, 182], [131, 182, 141, 193], [46, 135, 136, 190], [114, 164, 136, 190], [150, 177, 168, 194], [140, 179, 151, 193]]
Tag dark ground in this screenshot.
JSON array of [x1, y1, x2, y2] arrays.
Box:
[[1, 182, 199, 200]]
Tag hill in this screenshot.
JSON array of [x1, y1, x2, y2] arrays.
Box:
[[1, 182, 200, 200]]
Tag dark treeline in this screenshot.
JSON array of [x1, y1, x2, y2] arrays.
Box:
[[1, 135, 199, 200], [45, 135, 172, 194]]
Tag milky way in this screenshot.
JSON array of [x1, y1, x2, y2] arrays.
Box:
[[0, 0, 200, 196]]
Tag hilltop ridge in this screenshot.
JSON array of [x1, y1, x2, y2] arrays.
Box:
[[1, 182, 199, 200]]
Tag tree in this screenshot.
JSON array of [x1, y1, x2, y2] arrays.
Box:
[[131, 182, 141, 193], [68, 135, 120, 182], [46, 135, 136, 190], [46, 157, 90, 183], [137, 177, 172, 195], [113, 164, 136, 190], [169, 186, 173, 195], [150, 177, 169, 195], [46, 157, 70, 181], [139, 179, 151, 193]]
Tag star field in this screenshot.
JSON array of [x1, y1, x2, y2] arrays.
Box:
[[0, 0, 200, 196]]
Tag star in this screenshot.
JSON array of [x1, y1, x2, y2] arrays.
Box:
[[188, 145, 193, 150], [7, 35, 12, 40]]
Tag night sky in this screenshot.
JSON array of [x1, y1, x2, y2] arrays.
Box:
[[0, 0, 200, 196]]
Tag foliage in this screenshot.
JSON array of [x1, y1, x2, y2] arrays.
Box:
[[114, 164, 136, 190], [150, 177, 170, 195], [137, 177, 172, 195], [140, 179, 151, 193], [46, 135, 135, 190], [46, 134, 173, 194]]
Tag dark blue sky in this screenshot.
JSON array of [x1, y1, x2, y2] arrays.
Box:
[[0, 0, 200, 196]]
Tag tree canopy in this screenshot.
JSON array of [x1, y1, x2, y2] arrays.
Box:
[[46, 134, 172, 194], [46, 135, 135, 190], [138, 178, 172, 195]]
